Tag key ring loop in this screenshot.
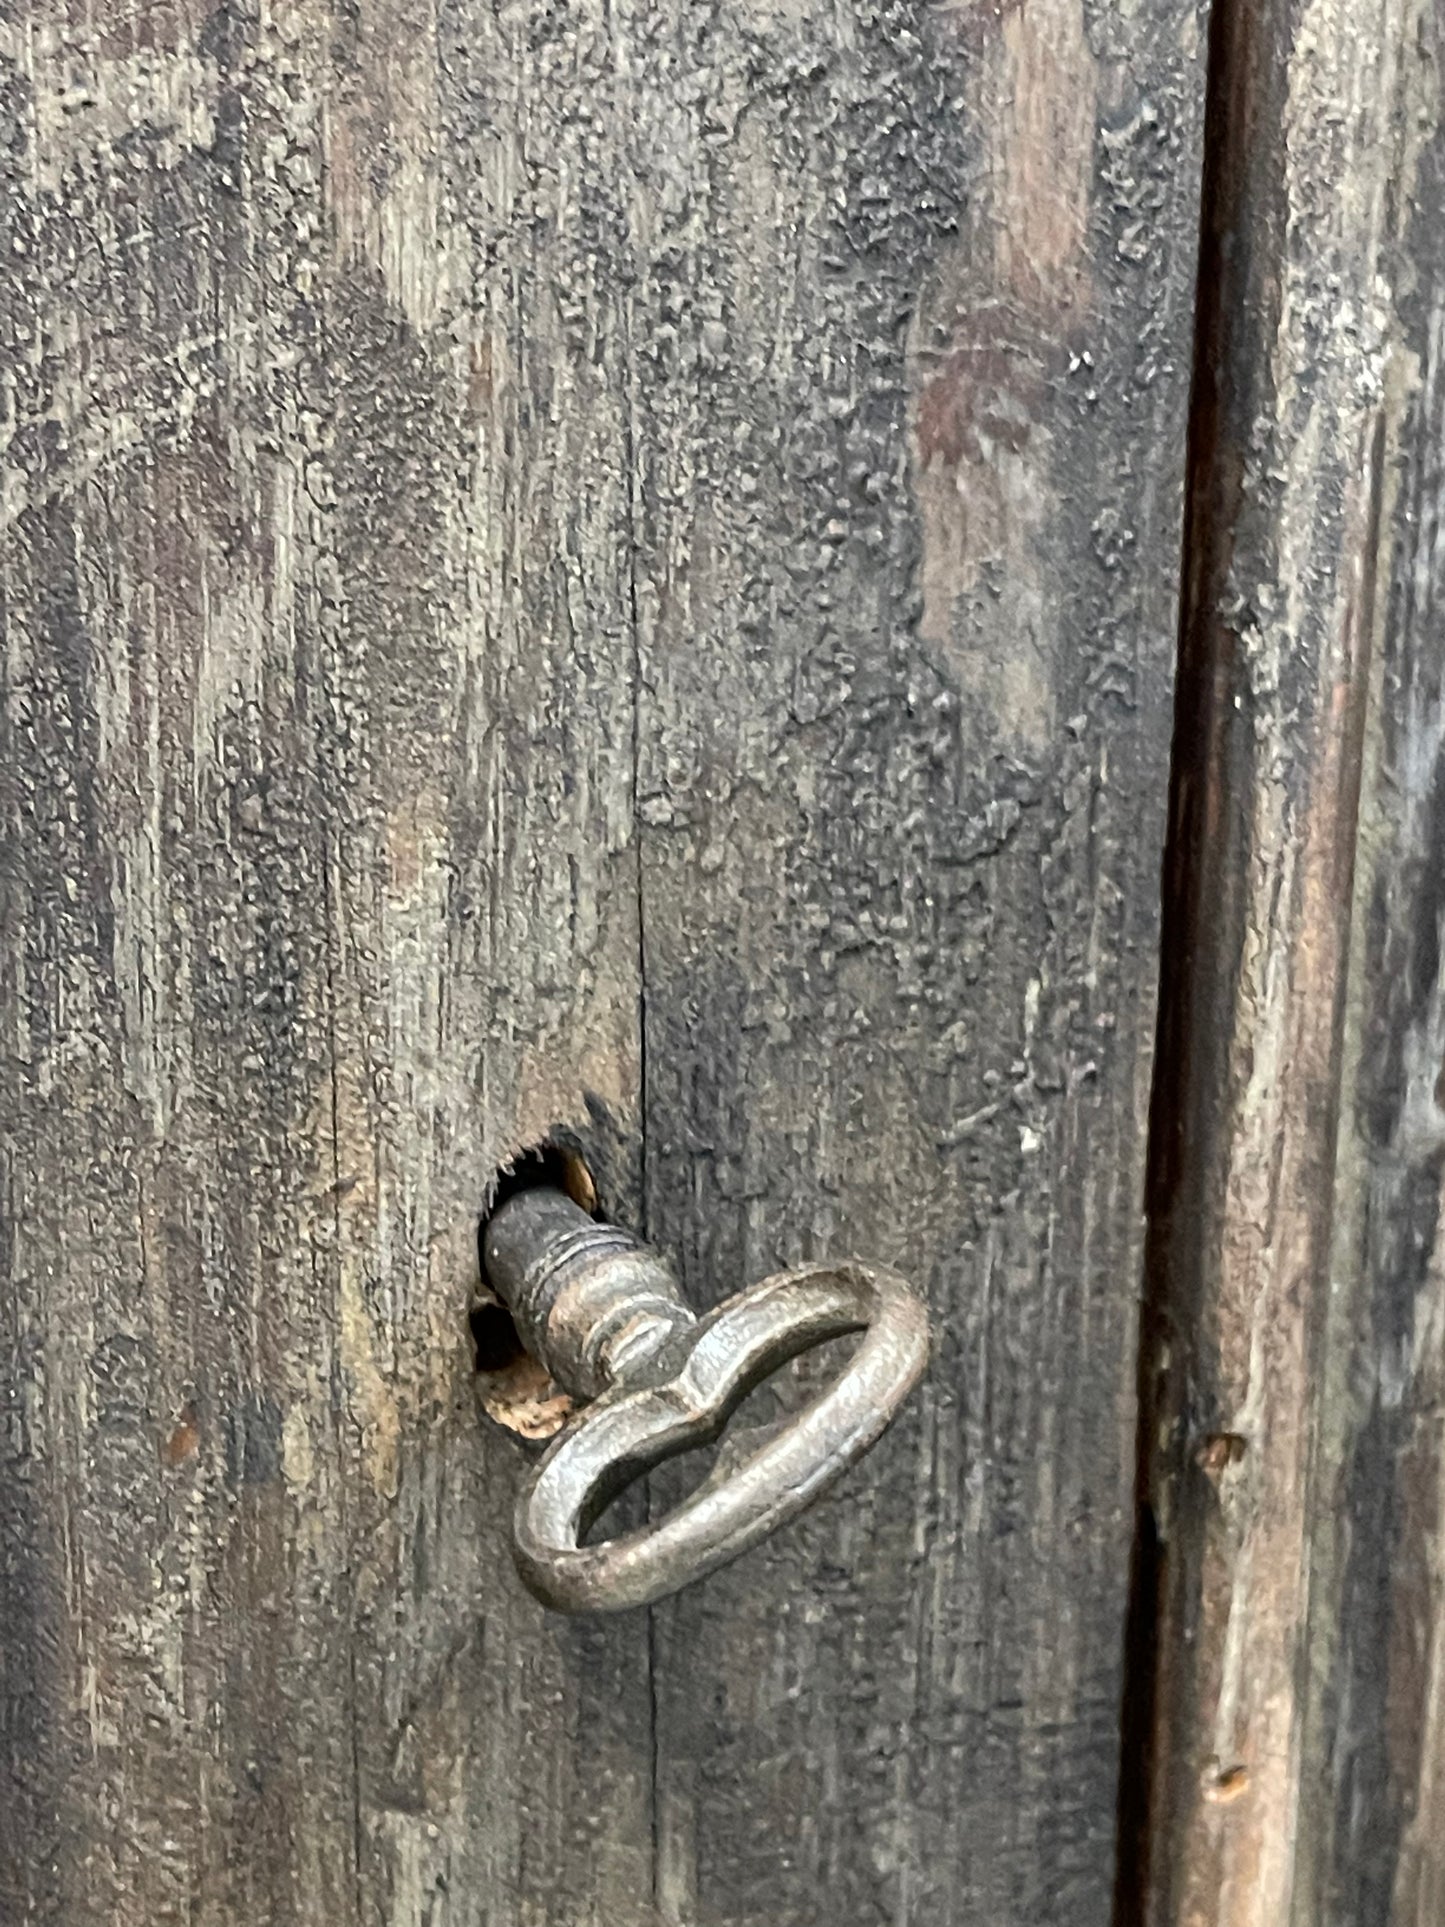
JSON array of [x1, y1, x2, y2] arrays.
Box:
[[512, 1260, 929, 1613]]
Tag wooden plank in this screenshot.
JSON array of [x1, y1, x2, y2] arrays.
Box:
[[1293, 4, 1445, 1920], [1128, 2, 1430, 1925], [615, 3, 1208, 1922], [0, 4, 653, 1922]]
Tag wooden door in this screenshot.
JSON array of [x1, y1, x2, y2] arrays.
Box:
[[2, 2, 1441, 1925]]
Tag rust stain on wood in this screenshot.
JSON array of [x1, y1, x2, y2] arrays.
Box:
[[162, 1404, 201, 1466]]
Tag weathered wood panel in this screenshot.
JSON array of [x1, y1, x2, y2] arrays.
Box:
[[1293, 4, 1445, 1921], [0, 5, 653, 1922], [1128, 2, 1437, 1925], [1, 1, 1209, 1924], [617, 3, 1208, 1924]]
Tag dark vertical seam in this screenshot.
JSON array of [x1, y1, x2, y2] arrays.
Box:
[[626, 306, 650, 1246], [647, 1605, 662, 1921], [630, 456, 663, 1924], [609, 14, 660, 1902], [1111, 1, 1236, 1920], [1113, 0, 1390, 1910], [630, 404, 663, 1927]]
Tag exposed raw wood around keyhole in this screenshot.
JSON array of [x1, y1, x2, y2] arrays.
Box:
[[470, 1138, 603, 1442]]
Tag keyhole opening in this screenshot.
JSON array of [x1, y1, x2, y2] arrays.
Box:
[[469, 1302, 526, 1374], [470, 1135, 601, 1442]]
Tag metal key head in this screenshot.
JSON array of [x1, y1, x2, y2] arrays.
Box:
[[511, 1257, 930, 1614], [483, 1185, 694, 1402]]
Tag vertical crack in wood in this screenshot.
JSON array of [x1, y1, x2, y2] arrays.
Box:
[[1112, 3, 1236, 1914], [615, 150, 661, 1917], [625, 0, 1210, 1917], [1117, 0, 1401, 1921], [4, 0, 668, 1910]]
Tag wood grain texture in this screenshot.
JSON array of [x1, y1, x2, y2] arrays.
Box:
[[0, 1, 1207, 1924], [1130, 2, 1432, 1925], [0, 5, 653, 1923], [1293, 4, 1445, 1922], [616, 4, 1206, 1924]]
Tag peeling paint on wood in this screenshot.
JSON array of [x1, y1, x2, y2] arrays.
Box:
[[618, 0, 1205, 1921], [0, 0, 1206, 1923]]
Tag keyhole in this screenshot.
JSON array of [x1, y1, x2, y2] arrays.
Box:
[[470, 1135, 601, 1442], [469, 1301, 525, 1374]]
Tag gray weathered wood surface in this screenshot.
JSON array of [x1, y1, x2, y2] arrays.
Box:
[[626, 3, 1207, 1922], [1129, 0, 1394, 1919], [1, 2, 1207, 1924], [1296, 2, 1445, 1921], [1, 5, 654, 1921], [1128, 3, 1445, 1925]]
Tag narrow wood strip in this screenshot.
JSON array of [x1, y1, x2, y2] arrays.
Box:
[[1294, 6, 1445, 1920], [1132, 2, 1430, 1923]]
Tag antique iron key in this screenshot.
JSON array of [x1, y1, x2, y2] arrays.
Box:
[[483, 1186, 930, 1613]]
